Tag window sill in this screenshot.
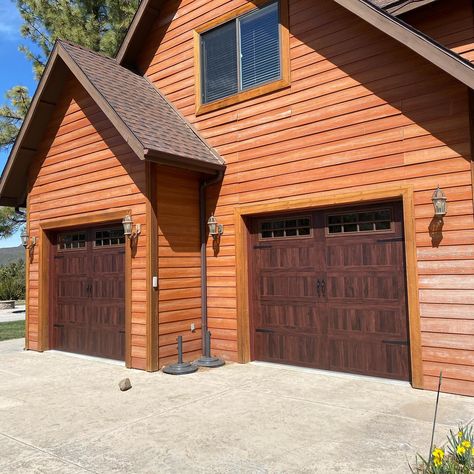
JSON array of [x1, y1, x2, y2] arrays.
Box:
[[196, 78, 290, 116]]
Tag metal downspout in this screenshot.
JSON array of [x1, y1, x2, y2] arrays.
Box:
[[199, 170, 224, 354]]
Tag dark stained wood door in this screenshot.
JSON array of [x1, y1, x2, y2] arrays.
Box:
[[51, 226, 125, 360], [250, 202, 410, 381]]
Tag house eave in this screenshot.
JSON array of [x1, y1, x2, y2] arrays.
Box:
[[334, 0, 474, 89], [144, 149, 226, 174]]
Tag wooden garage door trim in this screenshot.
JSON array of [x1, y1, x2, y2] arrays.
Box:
[[234, 185, 423, 388], [36, 208, 133, 368]]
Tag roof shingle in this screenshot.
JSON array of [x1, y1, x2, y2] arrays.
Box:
[[60, 40, 224, 169]]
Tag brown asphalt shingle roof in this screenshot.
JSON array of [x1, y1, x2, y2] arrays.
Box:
[[60, 40, 224, 169]]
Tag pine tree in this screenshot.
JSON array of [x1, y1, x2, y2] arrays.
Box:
[[17, 0, 140, 80]]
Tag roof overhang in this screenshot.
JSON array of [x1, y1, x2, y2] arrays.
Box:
[[0, 42, 147, 208], [0, 40, 224, 208], [334, 0, 474, 89], [0, 46, 66, 208], [117, 0, 474, 89], [116, 0, 163, 67]]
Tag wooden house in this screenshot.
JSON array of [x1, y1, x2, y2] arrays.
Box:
[[1, 0, 474, 396]]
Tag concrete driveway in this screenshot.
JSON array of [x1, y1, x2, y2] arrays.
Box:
[[1, 338, 473, 473], [0, 305, 26, 323]]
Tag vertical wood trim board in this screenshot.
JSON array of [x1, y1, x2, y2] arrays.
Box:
[[146, 161, 159, 371]]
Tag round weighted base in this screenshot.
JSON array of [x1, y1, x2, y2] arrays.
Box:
[[162, 362, 198, 375], [194, 356, 225, 368]]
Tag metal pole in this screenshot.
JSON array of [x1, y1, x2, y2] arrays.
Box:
[[162, 335, 198, 375], [205, 331, 211, 357], [177, 336, 183, 364], [428, 371, 443, 465]]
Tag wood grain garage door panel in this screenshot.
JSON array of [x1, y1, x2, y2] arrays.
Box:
[[51, 226, 125, 360], [250, 203, 410, 381]]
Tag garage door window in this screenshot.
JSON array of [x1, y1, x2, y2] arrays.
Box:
[[94, 229, 125, 247], [327, 209, 392, 235], [260, 216, 311, 239], [58, 232, 87, 250]]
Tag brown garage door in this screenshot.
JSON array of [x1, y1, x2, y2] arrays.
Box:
[[250, 202, 410, 381], [51, 226, 126, 360]]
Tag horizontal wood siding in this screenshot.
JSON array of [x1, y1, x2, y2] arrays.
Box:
[[156, 166, 202, 366], [138, 0, 474, 395], [401, 0, 474, 62], [27, 76, 148, 369]]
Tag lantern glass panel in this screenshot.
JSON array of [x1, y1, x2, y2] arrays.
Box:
[[21, 232, 29, 248], [122, 216, 133, 236], [208, 216, 218, 235]]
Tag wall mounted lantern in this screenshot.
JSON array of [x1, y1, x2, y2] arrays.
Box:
[[207, 214, 224, 241], [21, 231, 36, 249], [122, 215, 141, 239], [432, 186, 447, 218]]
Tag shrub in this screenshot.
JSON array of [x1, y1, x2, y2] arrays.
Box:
[[412, 425, 474, 473], [0, 259, 25, 301]]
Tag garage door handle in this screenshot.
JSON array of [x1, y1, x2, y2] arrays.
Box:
[[256, 328, 275, 334], [321, 279, 326, 296], [382, 340, 408, 345], [316, 280, 321, 297], [53, 324, 64, 328]]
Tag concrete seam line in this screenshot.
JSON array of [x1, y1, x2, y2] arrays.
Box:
[[0, 432, 98, 473], [55, 386, 236, 447], [237, 390, 469, 428]]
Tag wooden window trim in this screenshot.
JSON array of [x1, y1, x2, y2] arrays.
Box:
[[194, 0, 290, 116]]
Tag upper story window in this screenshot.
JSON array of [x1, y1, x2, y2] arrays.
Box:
[[195, 0, 289, 114]]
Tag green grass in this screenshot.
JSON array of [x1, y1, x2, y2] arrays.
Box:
[[0, 320, 25, 341]]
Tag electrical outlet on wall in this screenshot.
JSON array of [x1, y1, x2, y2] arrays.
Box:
[[190, 323, 196, 332]]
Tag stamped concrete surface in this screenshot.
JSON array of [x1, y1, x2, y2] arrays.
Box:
[[1, 338, 473, 474]]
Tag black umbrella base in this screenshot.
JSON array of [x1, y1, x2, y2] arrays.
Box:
[[194, 356, 226, 368], [162, 362, 198, 375]]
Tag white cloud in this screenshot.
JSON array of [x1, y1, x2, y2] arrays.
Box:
[[0, 1, 21, 41]]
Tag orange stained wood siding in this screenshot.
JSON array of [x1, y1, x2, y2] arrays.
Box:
[[27, 76, 148, 370], [156, 166, 202, 367], [401, 0, 474, 63], [138, 0, 474, 395]]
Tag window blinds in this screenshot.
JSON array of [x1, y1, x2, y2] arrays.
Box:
[[239, 2, 280, 90]]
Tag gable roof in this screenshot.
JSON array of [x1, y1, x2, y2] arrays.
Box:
[[60, 41, 223, 167], [0, 40, 224, 207], [117, 0, 474, 89]]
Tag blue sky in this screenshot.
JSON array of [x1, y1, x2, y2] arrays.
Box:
[[0, 1, 38, 248]]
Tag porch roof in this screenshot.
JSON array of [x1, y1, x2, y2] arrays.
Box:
[[0, 40, 224, 208]]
